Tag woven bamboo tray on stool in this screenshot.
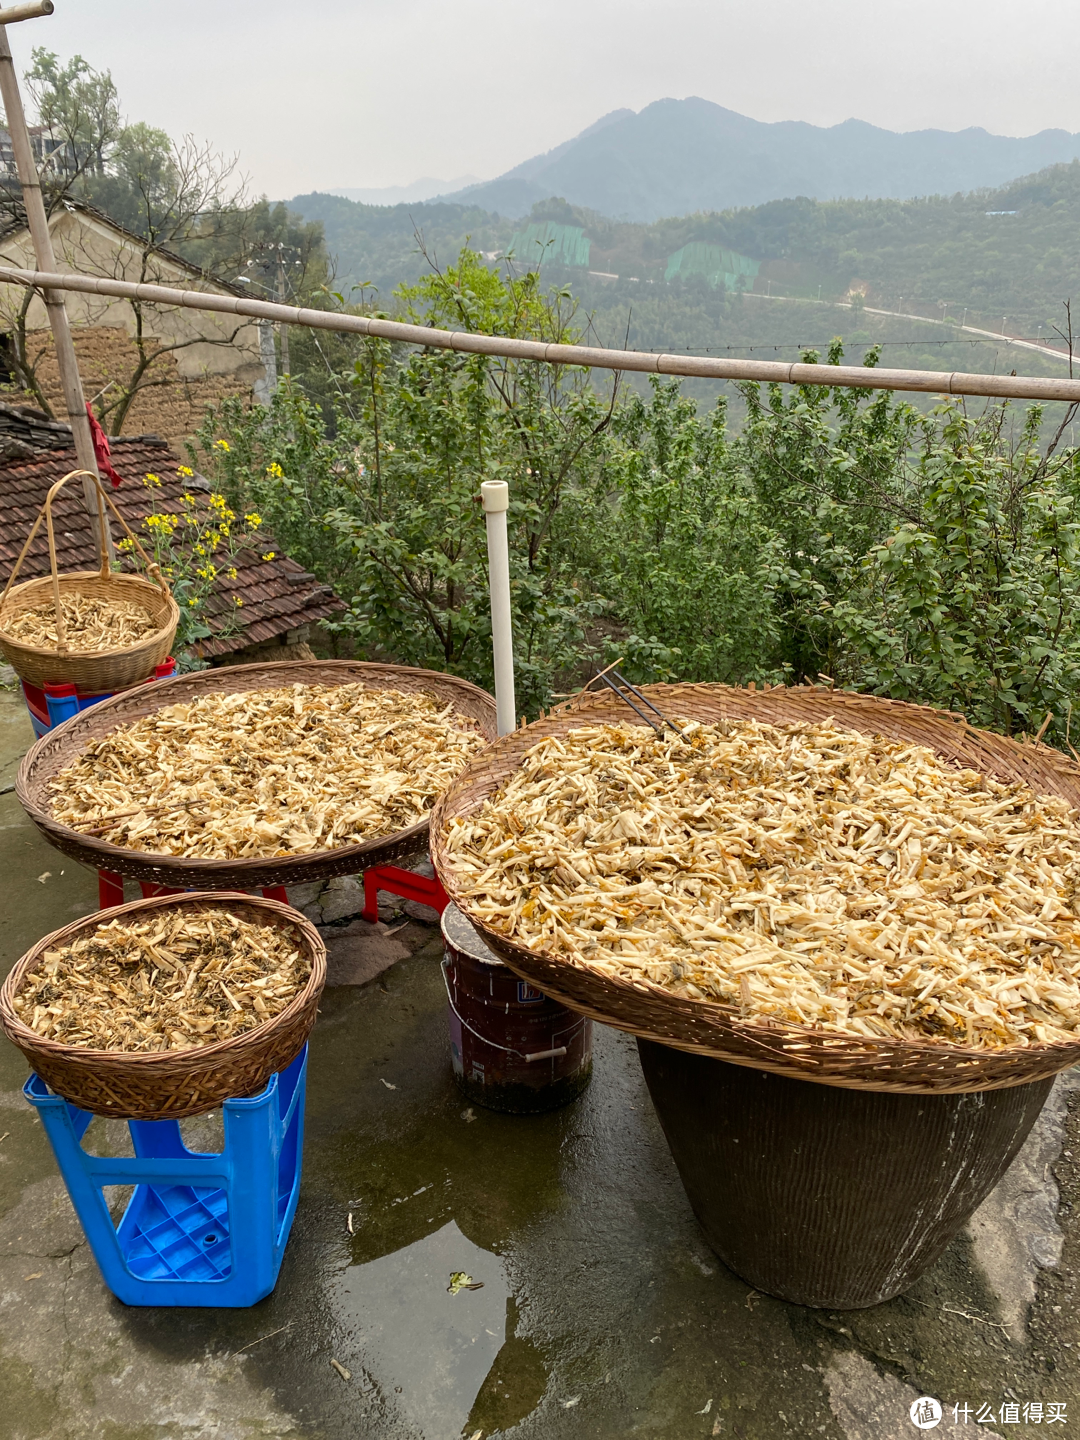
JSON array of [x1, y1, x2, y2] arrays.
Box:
[[0, 891, 326, 1120], [431, 682, 1080, 1307], [0, 468, 179, 693], [16, 659, 498, 907]]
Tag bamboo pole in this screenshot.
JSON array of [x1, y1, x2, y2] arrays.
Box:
[[0, 25, 112, 556], [1, 263, 1079, 404], [0, 3, 54, 24]]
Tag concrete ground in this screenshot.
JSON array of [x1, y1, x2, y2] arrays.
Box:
[[0, 684, 1078, 1439]]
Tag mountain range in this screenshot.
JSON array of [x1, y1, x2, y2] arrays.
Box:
[[435, 98, 1080, 222], [331, 176, 482, 206]]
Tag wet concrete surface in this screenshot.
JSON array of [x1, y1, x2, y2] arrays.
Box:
[[0, 686, 1078, 1438]]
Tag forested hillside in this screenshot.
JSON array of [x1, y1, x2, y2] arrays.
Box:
[[291, 162, 1080, 371], [289, 192, 515, 301]]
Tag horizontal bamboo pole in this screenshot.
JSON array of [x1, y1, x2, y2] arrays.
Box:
[[0, 2, 54, 24], [1, 263, 1078, 403]]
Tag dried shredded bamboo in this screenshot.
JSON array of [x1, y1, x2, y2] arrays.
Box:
[[14, 907, 308, 1052], [446, 718, 1080, 1051], [2, 591, 157, 652], [48, 682, 486, 858]]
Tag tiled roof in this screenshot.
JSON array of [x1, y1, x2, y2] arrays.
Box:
[[0, 441, 343, 657], [0, 400, 97, 459]]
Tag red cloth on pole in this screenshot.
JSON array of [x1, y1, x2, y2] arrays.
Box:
[[85, 403, 123, 488]]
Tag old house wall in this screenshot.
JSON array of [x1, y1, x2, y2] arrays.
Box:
[[0, 209, 262, 376], [0, 208, 262, 446], [1, 327, 252, 450]]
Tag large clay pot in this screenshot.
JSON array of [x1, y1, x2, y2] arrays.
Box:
[[638, 1038, 1053, 1308]]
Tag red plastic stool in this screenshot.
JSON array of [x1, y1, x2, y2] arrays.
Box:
[[98, 862, 445, 922], [360, 865, 448, 924], [97, 873, 289, 910]]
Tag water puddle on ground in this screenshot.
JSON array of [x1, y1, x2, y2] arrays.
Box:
[[333, 1218, 547, 1437]]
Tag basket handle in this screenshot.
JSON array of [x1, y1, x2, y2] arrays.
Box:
[[1, 470, 172, 654]]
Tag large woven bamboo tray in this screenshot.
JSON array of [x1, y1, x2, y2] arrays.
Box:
[[431, 682, 1080, 1095], [17, 659, 498, 891], [0, 891, 326, 1119]]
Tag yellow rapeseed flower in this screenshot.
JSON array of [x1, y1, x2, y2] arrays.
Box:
[[214, 439, 231, 452], [261, 551, 277, 561], [145, 513, 178, 533], [266, 462, 284, 479], [177, 465, 194, 478]]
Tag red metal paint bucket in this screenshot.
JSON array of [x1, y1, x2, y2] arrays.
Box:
[[441, 902, 593, 1114]]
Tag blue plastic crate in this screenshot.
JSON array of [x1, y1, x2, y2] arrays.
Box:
[[21, 657, 178, 738], [23, 1045, 307, 1307]]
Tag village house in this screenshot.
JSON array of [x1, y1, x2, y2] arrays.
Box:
[[0, 202, 265, 449]]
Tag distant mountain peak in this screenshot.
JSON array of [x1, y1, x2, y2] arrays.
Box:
[[503, 107, 636, 182], [440, 99, 1080, 222]]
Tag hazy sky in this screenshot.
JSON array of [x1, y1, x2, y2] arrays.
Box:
[[11, 0, 1080, 198]]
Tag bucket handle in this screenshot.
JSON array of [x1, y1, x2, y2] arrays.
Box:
[[440, 959, 578, 1062], [1, 469, 171, 655]]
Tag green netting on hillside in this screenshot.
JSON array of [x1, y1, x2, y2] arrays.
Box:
[[507, 222, 591, 269], [665, 243, 760, 290]]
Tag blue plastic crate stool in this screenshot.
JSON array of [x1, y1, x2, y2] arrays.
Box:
[[23, 1045, 307, 1307], [22, 657, 178, 739]]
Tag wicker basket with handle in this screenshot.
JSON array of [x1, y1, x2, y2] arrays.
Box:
[[17, 659, 498, 891], [0, 891, 326, 1120], [430, 682, 1080, 1096], [0, 468, 180, 691]]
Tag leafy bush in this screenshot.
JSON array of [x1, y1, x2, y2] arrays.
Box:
[[826, 402, 1080, 742], [600, 379, 783, 684], [196, 265, 1080, 749], [195, 251, 616, 713]]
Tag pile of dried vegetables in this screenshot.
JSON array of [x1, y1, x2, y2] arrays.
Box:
[[445, 718, 1080, 1051], [15, 907, 308, 1051], [49, 682, 486, 858], [3, 591, 157, 652]]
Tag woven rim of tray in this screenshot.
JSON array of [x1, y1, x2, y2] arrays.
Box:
[[431, 682, 1080, 1094], [0, 890, 326, 1119], [16, 659, 498, 889]]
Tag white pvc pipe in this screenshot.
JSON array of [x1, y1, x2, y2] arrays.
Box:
[[481, 480, 515, 736]]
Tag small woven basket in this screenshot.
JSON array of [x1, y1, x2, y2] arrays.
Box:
[[0, 468, 179, 691], [17, 659, 498, 891], [431, 682, 1080, 1095], [0, 891, 326, 1120]]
